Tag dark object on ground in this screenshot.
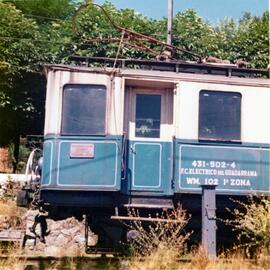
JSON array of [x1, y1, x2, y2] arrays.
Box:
[[30, 207, 49, 243], [16, 190, 29, 207]]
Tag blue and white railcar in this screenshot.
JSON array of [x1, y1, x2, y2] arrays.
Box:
[[40, 60, 270, 213]]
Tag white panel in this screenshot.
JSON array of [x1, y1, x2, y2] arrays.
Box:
[[108, 76, 124, 135], [44, 71, 62, 135], [177, 81, 270, 143], [177, 83, 199, 140], [242, 87, 270, 143]]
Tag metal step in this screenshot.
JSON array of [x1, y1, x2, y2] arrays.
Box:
[[85, 246, 120, 255], [123, 203, 173, 209], [111, 215, 182, 223], [123, 196, 174, 209]]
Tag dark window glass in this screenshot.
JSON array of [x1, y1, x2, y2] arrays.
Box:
[[199, 90, 241, 141], [135, 94, 161, 138], [62, 84, 106, 135]]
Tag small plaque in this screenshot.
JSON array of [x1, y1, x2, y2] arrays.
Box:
[[70, 143, 95, 158]]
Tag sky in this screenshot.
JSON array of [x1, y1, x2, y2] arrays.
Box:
[[95, 0, 269, 23]]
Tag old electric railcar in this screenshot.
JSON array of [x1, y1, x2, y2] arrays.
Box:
[[40, 60, 270, 214]]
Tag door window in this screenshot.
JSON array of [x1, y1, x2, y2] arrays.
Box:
[[135, 94, 161, 138]]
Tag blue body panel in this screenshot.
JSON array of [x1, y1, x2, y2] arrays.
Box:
[[41, 135, 270, 208], [122, 140, 173, 195], [133, 143, 161, 188], [174, 139, 270, 195], [41, 135, 122, 191]]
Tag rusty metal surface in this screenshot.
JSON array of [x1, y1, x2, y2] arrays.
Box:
[[69, 56, 269, 78]]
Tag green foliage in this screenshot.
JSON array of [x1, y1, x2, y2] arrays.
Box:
[[172, 9, 269, 65], [0, 3, 42, 73], [211, 11, 269, 68], [0, 3, 45, 147], [4, 0, 75, 22], [234, 11, 269, 68], [173, 9, 219, 59]]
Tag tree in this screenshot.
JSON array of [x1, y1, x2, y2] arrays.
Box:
[[172, 9, 219, 60], [0, 3, 46, 171], [172, 9, 269, 66], [232, 11, 269, 68], [3, 0, 75, 22]]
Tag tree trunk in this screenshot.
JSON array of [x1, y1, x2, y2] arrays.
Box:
[[12, 135, 20, 173]]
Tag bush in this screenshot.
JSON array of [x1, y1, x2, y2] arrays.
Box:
[[228, 196, 270, 255], [127, 205, 191, 270]]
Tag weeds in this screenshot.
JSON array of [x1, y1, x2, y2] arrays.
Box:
[[0, 177, 26, 230], [0, 242, 26, 270], [226, 196, 270, 256], [126, 200, 270, 270], [0, 176, 22, 201], [0, 257, 27, 270], [127, 205, 191, 270], [0, 199, 25, 230]]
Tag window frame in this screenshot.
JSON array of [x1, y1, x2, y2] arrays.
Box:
[[61, 83, 107, 136], [126, 88, 173, 142], [198, 90, 242, 142]]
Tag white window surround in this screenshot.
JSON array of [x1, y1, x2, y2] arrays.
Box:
[[126, 87, 174, 142]]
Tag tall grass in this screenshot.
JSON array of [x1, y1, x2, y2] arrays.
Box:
[[187, 250, 270, 270]]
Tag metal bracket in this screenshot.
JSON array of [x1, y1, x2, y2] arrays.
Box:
[[206, 208, 216, 220], [130, 145, 136, 154]]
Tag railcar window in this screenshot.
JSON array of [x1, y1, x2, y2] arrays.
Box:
[[199, 90, 241, 141], [61, 84, 106, 135], [135, 94, 161, 138]]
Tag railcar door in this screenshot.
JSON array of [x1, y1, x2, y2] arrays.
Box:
[[125, 88, 174, 195]]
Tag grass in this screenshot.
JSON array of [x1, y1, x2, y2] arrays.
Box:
[[128, 247, 270, 270], [0, 242, 26, 270], [0, 257, 27, 270]]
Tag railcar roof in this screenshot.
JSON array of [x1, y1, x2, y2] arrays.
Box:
[[45, 59, 270, 88]]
